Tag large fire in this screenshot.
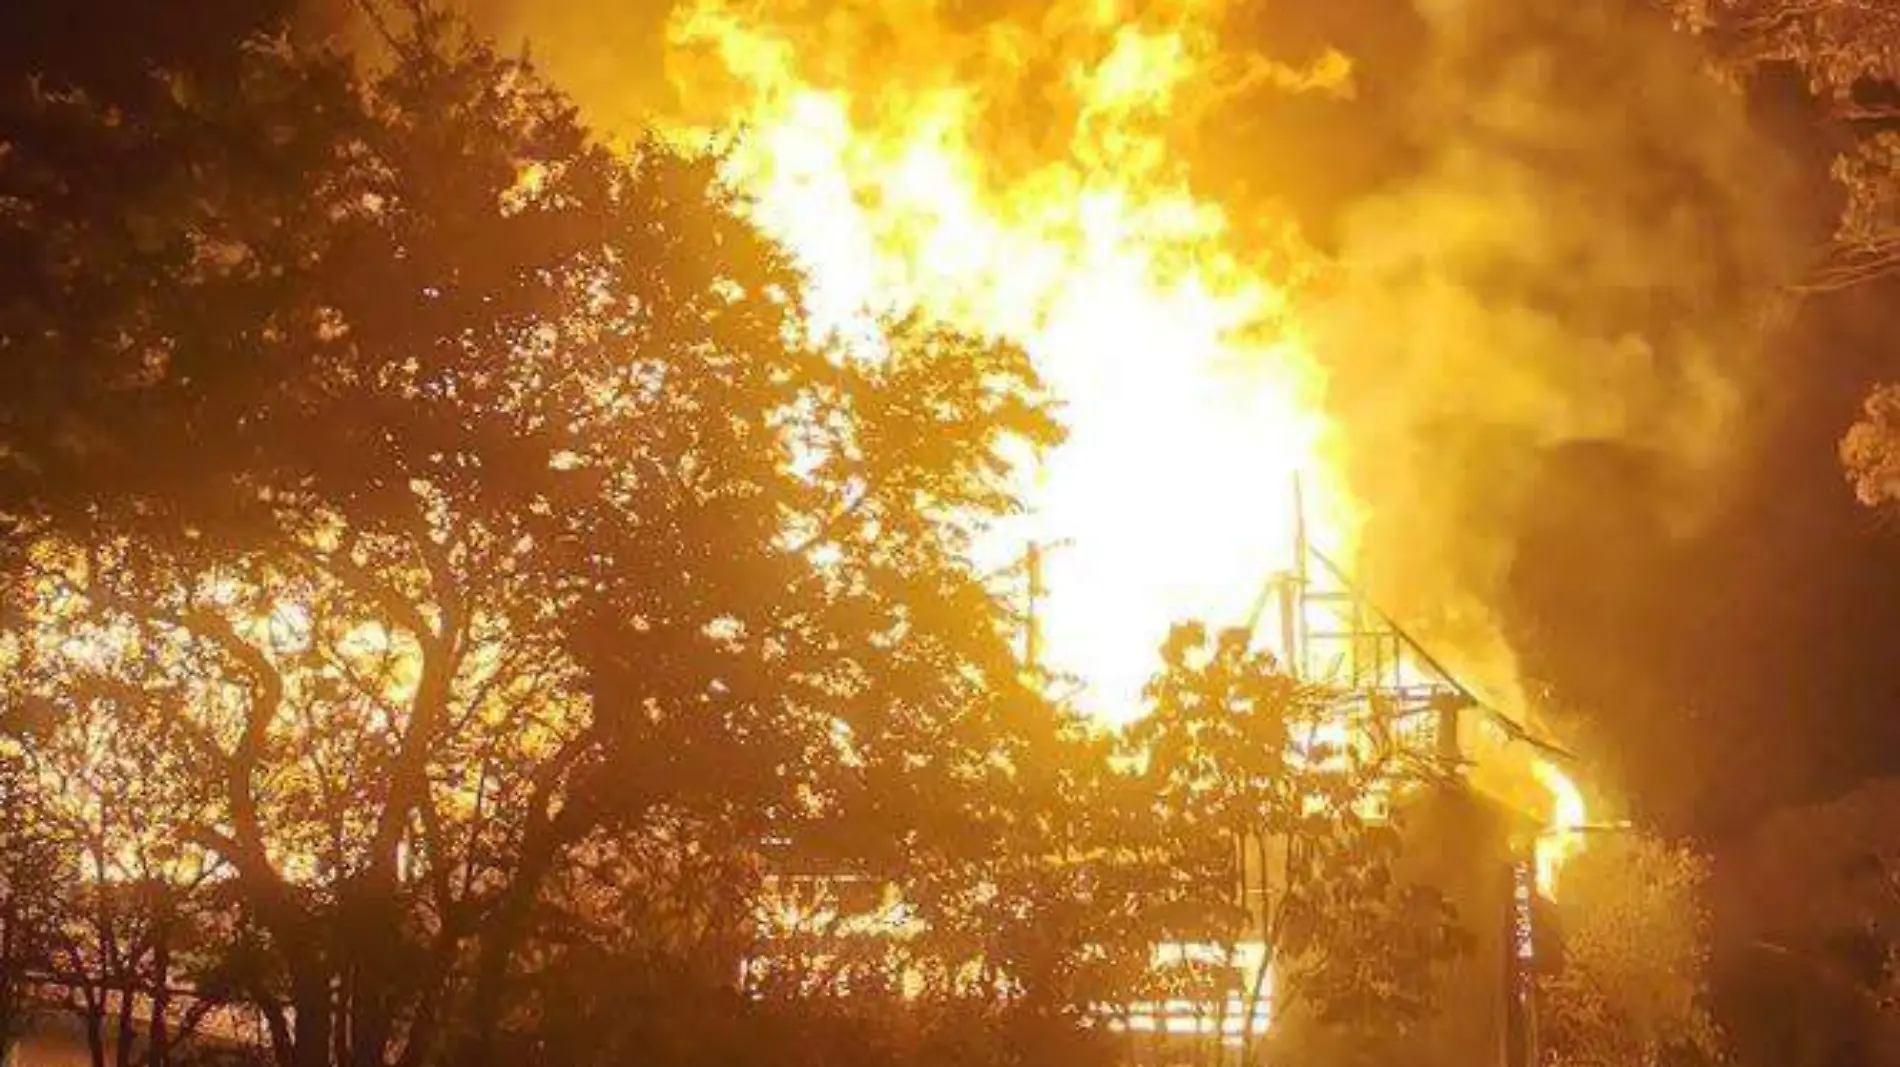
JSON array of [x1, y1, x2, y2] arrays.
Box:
[[652, 0, 1589, 887], [660, 0, 1341, 722], [1533, 757, 1588, 898]]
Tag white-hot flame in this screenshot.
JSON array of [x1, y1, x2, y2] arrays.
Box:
[[661, 0, 1343, 721], [1532, 757, 1587, 897]]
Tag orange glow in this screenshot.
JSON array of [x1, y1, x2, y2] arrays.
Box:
[[1532, 757, 1587, 898], [1125, 941, 1272, 1044], [661, 1, 1344, 721]]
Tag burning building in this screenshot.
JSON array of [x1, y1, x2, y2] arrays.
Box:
[[741, 482, 1592, 1067], [1077, 486, 1585, 1067], [643, 7, 1605, 1060]]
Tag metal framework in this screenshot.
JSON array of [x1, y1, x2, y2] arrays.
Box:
[[1251, 480, 1569, 771], [1012, 476, 1570, 1065]]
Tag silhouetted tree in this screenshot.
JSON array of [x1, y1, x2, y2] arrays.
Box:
[[19, 684, 229, 1067], [0, 8, 1062, 1067], [1662, 0, 1900, 290], [1714, 777, 1900, 1067], [1121, 623, 1464, 1066], [0, 734, 68, 1058], [0, 0, 294, 106], [1538, 833, 1720, 1067]]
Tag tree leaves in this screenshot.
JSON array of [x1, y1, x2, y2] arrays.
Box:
[[0, 9, 1069, 1065], [1664, 0, 1900, 291], [1112, 622, 1465, 1059], [1538, 834, 1720, 1067]]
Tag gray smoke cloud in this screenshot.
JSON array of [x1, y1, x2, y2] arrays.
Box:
[[1301, 0, 1800, 712]]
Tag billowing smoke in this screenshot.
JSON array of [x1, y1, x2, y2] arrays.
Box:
[[1303, 0, 1799, 715]]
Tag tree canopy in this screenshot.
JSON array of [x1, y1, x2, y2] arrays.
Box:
[[0, 10, 1086, 1066], [1664, 0, 1900, 290]]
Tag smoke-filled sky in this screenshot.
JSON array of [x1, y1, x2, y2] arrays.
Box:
[[1308, 2, 1798, 719], [285, 0, 1900, 833]]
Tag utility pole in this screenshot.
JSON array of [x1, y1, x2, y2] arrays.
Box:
[[1023, 539, 1043, 670], [1279, 472, 1308, 679]]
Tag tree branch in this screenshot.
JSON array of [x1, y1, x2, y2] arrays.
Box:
[[1794, 244, 1900, 292], [785, 476, 879, 557], [285, 535, 431, 645]]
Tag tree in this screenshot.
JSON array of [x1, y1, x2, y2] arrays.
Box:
[[1537, 833, 1721, 1067], [1712, 777, 1900, 1067], [20, 681, 230, 1067], [0, 0, 295, 106], [1120, 623, 1464, 1066], [0, 8, 1063, 1067], [1841, 383, 1900, 507], [1661, 0, 1900, 290], [0, 733, 68, 1059]]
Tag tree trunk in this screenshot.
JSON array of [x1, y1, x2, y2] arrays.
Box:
[[394, 921, 463, 1067], [347, 906, 398, 1067], [1237, 830, 1271, 1067], [148, 928, 171, 1067], [455, 817, 572, 1067], [80, 991, 106, 1067], [288, 961, 335, 1067], [0, 992, 14, 1067], [259, 996, 294, 1067], [113, 980, 137, 1067], [458, 884, 535, 1067], [0, 899, 20, 1057], [1238, 954, 1271, 1067], [333, 967, 350, 1067]]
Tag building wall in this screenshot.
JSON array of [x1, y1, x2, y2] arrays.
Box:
[[1401, 782, 1533, 1067]]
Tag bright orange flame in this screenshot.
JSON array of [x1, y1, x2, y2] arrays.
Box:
[[661, 1, 1344, 721], [1532, 757, 1587, 898]]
